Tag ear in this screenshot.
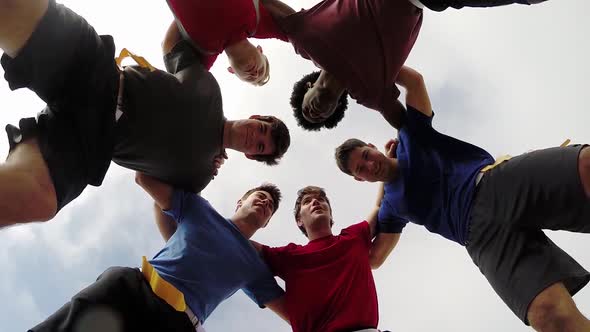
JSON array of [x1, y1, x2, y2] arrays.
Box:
[[257, 45, 263, 53], [245, 153, 256, 160], [296, 218, 304, 228], [354, 176, 365, 182], [236, 199, 243, 211], [305, 81, 313, 89], [367, 143, 376, 149], [227, 66, 235, 74], [249, 114, 261, 120]]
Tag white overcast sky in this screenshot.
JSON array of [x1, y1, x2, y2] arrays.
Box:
[[1, 0, 589, 331]]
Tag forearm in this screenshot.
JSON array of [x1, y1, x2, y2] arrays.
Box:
[[153, 202, 177, 242], [367, 183, 385, 238], [396, 66, 433, 117], [369, 233, 400, 269], [380, 99, 406, 130], [135, 172, 173, 210], [265, 296, 290, 323]]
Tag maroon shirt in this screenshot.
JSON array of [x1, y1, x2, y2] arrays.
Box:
[[262, 222, 378, 332], [278, 0, 422, 115]]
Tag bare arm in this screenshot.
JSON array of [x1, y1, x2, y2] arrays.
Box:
[[0, 0, 49, 57], [260, 0, 296, 20], [152, 202, 177, 242], [379, 99, 406, 130], [265, 296, 290, 323], [162, 20, 182, 55], [135, 172, 173, 210], [366, 183, 385, 239], [396, 66, 433, 117]]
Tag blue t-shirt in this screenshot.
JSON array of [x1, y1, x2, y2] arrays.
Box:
[[378, 105, 494, 245], [149, 190, 284, 322]]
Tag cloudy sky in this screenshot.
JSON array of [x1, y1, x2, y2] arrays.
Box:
[[1, 0, 589, 331]]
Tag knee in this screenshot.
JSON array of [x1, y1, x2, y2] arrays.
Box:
[[577, 147, 590, 198], [528, 285, 579, 331]]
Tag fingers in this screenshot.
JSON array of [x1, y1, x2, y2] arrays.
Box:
[[385, 138, 399, 158]]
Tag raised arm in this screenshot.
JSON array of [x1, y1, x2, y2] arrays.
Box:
[[367, 139, 402, 269], [135, 173, 177, 241], [396, 65, 433, 117], [380, 99, 406, 130], [260, 0, 297, 20], [162, 21, 182, 55]]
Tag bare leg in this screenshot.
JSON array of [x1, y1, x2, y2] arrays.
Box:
[[528, 283, 590, 332], [0, 0, 49, 57], [0, 138, 57, 227]]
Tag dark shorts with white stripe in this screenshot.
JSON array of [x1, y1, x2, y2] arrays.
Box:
[[420, 0, 542, 11], [28, 267, 194, 332], [466, 145, 590, 324], [1, 0, 119, 212]]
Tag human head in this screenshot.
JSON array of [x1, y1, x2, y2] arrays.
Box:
[[236, 183, 282, 228], [293, 186, 334, 237], [290, 71, 348, 131], [229, 115, 291, 166], [227, 44, 270, 86], [335, 138, 394, 182]]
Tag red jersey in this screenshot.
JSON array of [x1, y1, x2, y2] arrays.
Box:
[[167, 0, 289, 70], [262, 222, 378, 332], [276, 0, 422, 116]]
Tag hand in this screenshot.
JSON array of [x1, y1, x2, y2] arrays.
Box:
[[384, 138, 399, 158], [212, 149, 228, 179]]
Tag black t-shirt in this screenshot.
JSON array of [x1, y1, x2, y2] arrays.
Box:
[[113, 40, 224, 193]]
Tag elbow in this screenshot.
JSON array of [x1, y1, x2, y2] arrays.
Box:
[[406, 72, 425, 90], [369, 255, 385, 270], [135, 172, 144, 185]]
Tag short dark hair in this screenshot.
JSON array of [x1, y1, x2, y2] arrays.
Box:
[[293, 185, 334, 237], [334, 138, 368, 176], [290, 71, 349, 131], [242, 183, 282, 214], [251, 116, 291, 166]]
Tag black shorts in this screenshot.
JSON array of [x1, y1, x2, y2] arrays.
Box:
[[466, 145, 590, 324], [1, 0, 119, 211], [29, 267, 194, 332], [420, 0, 531, 11]]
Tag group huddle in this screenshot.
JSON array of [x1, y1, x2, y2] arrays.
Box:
[[1, 0, 589, 331]]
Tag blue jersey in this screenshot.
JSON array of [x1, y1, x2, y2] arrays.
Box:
[[149, 190, 284, 322], [378, 105, 494, 245]]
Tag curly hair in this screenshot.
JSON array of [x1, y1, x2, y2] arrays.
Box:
[[290, 71, 349, 131], [241, 182, 282, 215], [250, 116, 291, 166]]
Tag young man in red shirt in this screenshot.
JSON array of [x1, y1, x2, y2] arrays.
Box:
[[166, 0, 289, 86], [255, 182, 398, 332], [260, 0, 547, 130]]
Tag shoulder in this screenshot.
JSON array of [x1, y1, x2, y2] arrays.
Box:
[[341, 221, 370, 237]]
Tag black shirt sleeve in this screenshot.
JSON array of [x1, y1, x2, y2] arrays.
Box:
[[163, 39, 204, 75]]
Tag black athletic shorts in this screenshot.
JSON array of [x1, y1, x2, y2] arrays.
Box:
[[29, 267, 194, 332], [466, 145, 590, 324], [1, 0, 119, 211], [419, 0, 532, 11]]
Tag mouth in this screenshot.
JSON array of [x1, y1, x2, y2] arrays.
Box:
[[311, 206, 323, 214]]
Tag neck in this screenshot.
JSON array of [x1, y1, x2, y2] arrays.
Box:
[[225, 39, 251, 62], [305, 219, 333, 241], [317, 70, 346, 98], [385, 158, 400, 183], [230, 214, 258, 239], [222, 120, 237, 151]]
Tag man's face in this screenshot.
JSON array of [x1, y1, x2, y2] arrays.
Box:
[[233, 115, 276, 158], [229, 45, 268, 85], [301, 82, 338, 124], [347, 144, 394, 182], [239, 190, 275, 227], [297, 192, 332, 232]]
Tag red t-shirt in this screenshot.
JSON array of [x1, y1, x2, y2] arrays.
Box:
[[167, 0, 289, 70], [262, 221, 378, 332], [276, 0, 423, 116]]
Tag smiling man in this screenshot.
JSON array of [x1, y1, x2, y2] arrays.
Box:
[[334, 66, 590, 332], [260, 0, 547, 131], [28, 175, 288, 331], [0, 0, 290, 228], [254, 185, 397, 332]]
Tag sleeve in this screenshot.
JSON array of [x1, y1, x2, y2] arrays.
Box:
[[403, 104, 435, 135], [253, 3, 289, 41], [377, 201, 408, 234], [242, 274, 285, 308], [261, 244, 293, 278], [162, 189, 190, 223], [163, 39, 206, 74], [342, 221, 372, 247]]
